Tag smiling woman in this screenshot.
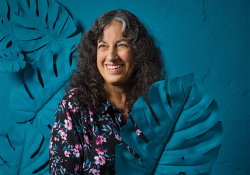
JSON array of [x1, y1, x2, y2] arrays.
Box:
[[97, 21, 137, 121], [49, 9, 165, 175], [97, 21, 136, 88]]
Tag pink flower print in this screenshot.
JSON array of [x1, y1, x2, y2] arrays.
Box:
[[100, 136, 106, 142], [68, 102, 72, 109], [90, 117, 93, 123], [93, 170, 100, 175], [78, 144, 83, 151], [60, 131, 67, 140], [64, 119, 72, 130], [73, 148, 80, 157], [94, 155, 106, 165], [49, 141, 53, 149], [50, 150, 55, 156], [68, 94, 72, 98], [95, 147, 107, 155], [96, 135, 106, 145], [54, 137, 59, 141], [70, 88, 76, 92], [74, 164, 79, 172], [84, 136, 90, 145], [62, 100, 66, 107], [64, 150, 71, 157], [82, 163, 85, 168], [90, 168, 100, 175], [88, 107, 94, 115], [73, 107, 77, 113], [89, 168, 95, 173], [136, 129, 141, 136], [53, 122, 57, 129], [75, 144, 83, 151], [115, 134, 122, 141], [66, 112, 72, 120]]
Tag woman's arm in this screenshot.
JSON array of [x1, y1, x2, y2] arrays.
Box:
[[49, 90, 84, 175]]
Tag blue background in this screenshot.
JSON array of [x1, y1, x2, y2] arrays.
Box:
[[0, 0, 249, 174]]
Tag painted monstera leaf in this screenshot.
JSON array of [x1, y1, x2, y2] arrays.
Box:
[[0, 0, 25, 72], [116, 73, 222, 175], [12, 0, 80, 62], [0, 123, 49, 174]]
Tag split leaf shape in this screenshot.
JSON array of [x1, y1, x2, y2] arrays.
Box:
[[12, 0, 81, 62], [8, 0, 80, 139], [9, 42, 77, 139], [116, 73, 222, 175], [0, 0, 25, 72], [0, 123, 49, 174], [0, 46, 26, 72]]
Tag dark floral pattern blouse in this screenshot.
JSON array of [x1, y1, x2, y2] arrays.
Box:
[[49, 89, 142, 175]]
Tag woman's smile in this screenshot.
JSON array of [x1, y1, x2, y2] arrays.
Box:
[[106, 64, 124, 72]]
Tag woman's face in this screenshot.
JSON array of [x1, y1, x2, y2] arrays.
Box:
[[97, 21, 136, 87]]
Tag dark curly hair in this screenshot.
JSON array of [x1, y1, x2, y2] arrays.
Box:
[[67, 9, 166, 114]]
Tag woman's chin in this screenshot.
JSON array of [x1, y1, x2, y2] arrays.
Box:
[[105, 79, 129, 87]]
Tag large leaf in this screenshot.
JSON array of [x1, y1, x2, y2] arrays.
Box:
[[12, 0, 80, 62], [1, 0, 80, 174], [0, 45, 26, 72], [0, 0, 25, 72], [116, 73, 222, 175], [0, 123, 49, 174], [9, 42, 77, 139], [8, 0, 80, 139]]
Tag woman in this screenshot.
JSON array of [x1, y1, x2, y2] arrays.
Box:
[[49, 9, 165, 174]]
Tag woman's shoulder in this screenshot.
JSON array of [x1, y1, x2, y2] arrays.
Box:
[[61, 88, 77, 102], [64, 88, 78, 99], [57, 88, 80, 113]]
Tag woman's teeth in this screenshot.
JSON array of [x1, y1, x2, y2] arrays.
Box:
[[106, 65, 123, 70]]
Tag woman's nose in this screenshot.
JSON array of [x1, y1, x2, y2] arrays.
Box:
[[106, 47, 118, 62]]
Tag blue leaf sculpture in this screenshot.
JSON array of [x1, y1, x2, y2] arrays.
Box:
[[9, 43, 77, 139], [0, 123, 49, 174], [0, 46, 26, 72], [1, 0, 80, 174], [0, 0, 25, 72], [8, 0, 80, 139], [116, 73, 222, 175], [12, 0, 81, 62]]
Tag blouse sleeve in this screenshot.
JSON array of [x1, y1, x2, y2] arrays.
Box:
[[49, 90, 84, 175]]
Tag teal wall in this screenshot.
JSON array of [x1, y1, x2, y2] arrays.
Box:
[[1, 0, 249, 174]]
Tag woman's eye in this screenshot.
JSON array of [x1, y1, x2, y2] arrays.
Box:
[[118, 44, 127, 48], [98, 45, 106, 48]]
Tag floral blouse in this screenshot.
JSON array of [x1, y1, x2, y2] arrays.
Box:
[[49, 89, 142, 175]]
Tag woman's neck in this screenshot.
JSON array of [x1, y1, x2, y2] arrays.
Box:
[[104, 83, 129, 123]]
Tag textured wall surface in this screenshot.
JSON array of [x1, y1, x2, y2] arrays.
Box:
[[0, 0, 249, 174]]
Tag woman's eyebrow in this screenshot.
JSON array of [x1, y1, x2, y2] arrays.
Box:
[[98, 39, 106, 43], [98, 38, 129, 44], [116, 39, 129, 43]]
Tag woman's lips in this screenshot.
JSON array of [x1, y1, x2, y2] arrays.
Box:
[[106, 64, 124, 72]]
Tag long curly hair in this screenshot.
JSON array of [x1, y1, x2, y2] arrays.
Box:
[[67, 9, 166, 114]]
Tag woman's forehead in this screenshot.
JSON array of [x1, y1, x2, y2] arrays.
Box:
[[98, 21, 129, 42]]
